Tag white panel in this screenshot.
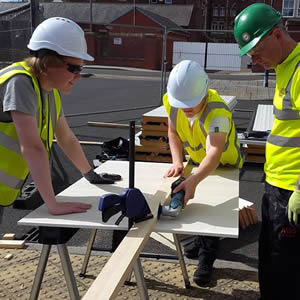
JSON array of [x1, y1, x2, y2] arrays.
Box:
[[172, 42, 205, 68], [18, 161, 239, 238], [252, 104, 274, 132], [207, 43, 241, 71], [172, 42, 241, 71]]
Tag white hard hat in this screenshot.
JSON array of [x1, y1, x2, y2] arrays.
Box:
[[167, 60, 209, 108], [27, 17, 94, 61]]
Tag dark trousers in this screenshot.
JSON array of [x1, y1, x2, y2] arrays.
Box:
[[259, 182, 300, 300], [0, 206, 4, 225], [184, 235, 219, 261]]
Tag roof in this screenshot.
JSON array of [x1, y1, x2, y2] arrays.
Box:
[[0, 2, 193, 27], [110, 7, 184, 31]]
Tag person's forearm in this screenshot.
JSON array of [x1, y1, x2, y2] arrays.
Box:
[[21, 145, 57, 209], [57, 133, 91, 174], [169, 130, 183, 164], [193, 151, 221, 184]]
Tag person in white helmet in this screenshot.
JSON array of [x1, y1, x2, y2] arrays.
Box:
[[0, 17, 120, 223], [163, 60, 242, 285]]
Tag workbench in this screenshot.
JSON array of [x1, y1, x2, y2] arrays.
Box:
[[18, 160, 239, 299]]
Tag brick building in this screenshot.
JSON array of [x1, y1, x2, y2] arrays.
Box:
[[1, 1, 300, 70]]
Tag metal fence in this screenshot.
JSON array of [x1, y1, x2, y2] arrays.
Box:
[[0, 4, 32, 67]]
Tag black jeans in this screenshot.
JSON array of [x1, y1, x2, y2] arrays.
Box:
[[184, 235, 219, 262], [259, 182, 300, 300], [0, 206, 4, 225]]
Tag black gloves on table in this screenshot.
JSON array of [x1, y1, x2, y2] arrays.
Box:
[[84, 169, 122, 184]]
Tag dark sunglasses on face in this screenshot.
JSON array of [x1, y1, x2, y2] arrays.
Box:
[[66, 63, 83, 74]]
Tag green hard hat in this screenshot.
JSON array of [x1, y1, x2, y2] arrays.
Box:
[[234, 3, 282, 56]]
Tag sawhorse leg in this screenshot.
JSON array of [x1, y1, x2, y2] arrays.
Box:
[[57, 244, 81, 300], [173, 233, 191, 288], [29, 244, 80, 300], [80, 229, 97, 276], [81, 229, 148, 298], [30, 244, 51, 300], [80, 229, 132, 281], [133, 258, 149, 300]]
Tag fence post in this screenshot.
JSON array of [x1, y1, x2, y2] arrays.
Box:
[[160, 27, 167, 104], [30, 0, 40, 32], [204, 41, 208, 70]]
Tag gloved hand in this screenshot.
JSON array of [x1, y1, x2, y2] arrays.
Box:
[[84, 169, 116, 184], [288, 189, 300, 226], [99, 172, 122, 181]]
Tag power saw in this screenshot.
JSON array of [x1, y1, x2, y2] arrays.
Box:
[[158, 176, 186, 218]]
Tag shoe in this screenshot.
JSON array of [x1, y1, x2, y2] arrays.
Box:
[[193, 255, 215, 285]]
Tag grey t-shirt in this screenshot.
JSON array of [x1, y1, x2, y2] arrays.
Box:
[[0, 74, 63, 123]]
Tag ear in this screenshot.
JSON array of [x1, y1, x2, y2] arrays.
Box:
[[273, 28, 282, 40]]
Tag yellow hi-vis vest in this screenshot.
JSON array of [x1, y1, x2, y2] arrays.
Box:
[[0, 61, 61, 206], [163, 89, 242, 168], [265, 46, 300, 191]]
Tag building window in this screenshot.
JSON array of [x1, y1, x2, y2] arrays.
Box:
[[282, 0, 295, 17], [220, 6, 225, 16], [211, 22, 218, 30], [165, 0, 172, 4], [231, 6, 236, 17], [211, 22, 224, 31], [202, 4, 206, 16], [213, 6, 218, 16]]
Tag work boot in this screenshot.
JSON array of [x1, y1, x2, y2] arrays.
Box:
[[193, 254, 215, 286]]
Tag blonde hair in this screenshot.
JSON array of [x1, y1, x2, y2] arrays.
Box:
[[25, 50, 65, 77]]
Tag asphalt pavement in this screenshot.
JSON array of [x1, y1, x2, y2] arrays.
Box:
[[0, 67, 276, 299]]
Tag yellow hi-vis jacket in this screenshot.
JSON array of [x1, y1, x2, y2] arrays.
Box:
[[265, 43, 300, 191], [163, 89, 242, 168], [0, 61, 61, 206]]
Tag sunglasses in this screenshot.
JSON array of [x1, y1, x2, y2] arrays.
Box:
[[66, 63, 83, 74]]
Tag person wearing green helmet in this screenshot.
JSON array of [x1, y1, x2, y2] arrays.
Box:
[[234, 3, 300, 300]]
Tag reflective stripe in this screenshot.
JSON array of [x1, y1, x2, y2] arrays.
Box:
[[274, 107, 299, 120], [0, 65, 24, 77], [49, 93, 57, 129], [233, 121, 242, 167], [267, 134, 300, 148], [170, 106, 177, 127], [0, 169, 23, 189], [223, 122, 232, 152], [0, 131, 20, 153], [199, 102, 230, 139], [182, 141, 203, 151], [198, 117, 207, 139], [201, 102, 230, 120], [274, 62, 300, 120], [283, 61, 300, 110]]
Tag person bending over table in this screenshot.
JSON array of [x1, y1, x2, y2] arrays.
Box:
[[163, 60, 242, 285]]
